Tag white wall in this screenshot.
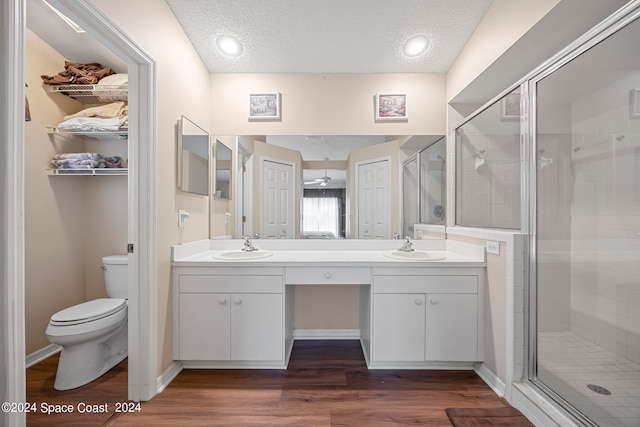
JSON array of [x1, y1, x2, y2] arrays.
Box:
[[447, 0, 560, 102], [209, 73, 446, 136]]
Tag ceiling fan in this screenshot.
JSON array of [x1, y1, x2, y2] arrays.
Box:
[[305, 171, 332, 187]]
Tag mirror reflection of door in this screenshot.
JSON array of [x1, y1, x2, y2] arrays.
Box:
[[357, 159, 390, 239], [262, 159, 294, 239], [402, 157, 419, 238]]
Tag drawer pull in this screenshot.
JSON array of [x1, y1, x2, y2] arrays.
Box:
[[325, 272, 332, 279], [217, 298, 227, 305], [415, 299, 423, 306], [430, 298, 439, 305], [234, 298, 242, 305]]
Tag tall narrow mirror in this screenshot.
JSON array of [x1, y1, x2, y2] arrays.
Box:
[[178, 116, 209, 196], [214, 140, 232, 199], [420, 137, 446, 225]]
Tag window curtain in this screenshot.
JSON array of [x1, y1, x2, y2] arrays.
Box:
[[302, 197, 340, 237]]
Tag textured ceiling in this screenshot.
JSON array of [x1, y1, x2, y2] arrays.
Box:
[[165, 0, 493, 73]]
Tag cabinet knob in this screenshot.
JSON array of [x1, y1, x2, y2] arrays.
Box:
[[325, 272, 332, 279], [415, 298, 423, 305], [430, 298, 439, 305], [218, 298, 227, 305], [234, 298, 242, 305]]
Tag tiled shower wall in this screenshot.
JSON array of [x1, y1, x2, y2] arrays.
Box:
[[456, 99, 521, 230], [567, 73, 640, 364]]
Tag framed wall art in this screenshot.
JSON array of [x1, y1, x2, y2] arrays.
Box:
[[375, 93, 407, 121], [249, 92, 281, 120]]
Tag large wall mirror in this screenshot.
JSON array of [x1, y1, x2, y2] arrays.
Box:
[[211, 134, 445, 240], [178, 115, 210, 196]]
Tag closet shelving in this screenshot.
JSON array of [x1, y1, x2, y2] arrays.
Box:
[[44, 84, 128, 104], [46, 127, 128, 140], [48, 167, 128, 176], [45, 83, 128, 176]]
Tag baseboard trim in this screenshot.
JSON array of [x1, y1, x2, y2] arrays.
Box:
[[156, 361, 183, 395], [293, 329, 361, 340], [26, 344, 61, 369], [474, 362, 506, 397]]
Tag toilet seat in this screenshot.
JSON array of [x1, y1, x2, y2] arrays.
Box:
[[50, 298, 127, 326]]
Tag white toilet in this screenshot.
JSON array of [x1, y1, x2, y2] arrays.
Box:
[[46, 255, 129, 390]]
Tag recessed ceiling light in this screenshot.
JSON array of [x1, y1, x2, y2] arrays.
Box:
[[216, 35, 243, 57], [402, 35, 430, 57]]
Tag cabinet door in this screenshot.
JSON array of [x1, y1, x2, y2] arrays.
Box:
[[425, 293, 478, 361], [231, 293, 283, 361], [372, 294, 425, 361], [179, 293, 230, 360]]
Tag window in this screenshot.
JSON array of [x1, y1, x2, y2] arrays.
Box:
[[302, 189, 345, 238]]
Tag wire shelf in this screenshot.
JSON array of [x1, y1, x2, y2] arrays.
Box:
[[48, 168, 128, 176], [45, 84, 128, 104]]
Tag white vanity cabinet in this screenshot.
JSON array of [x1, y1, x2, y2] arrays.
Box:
[[371, 268, 484, 366], [173, 267, 285, 365]]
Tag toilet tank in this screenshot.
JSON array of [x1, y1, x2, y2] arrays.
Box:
[[102, 255, 129, 299]]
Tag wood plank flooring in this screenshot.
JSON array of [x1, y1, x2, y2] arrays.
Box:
[[27, 340, 513, 426]]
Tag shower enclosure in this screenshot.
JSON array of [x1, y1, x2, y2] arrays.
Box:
[[531, 7, 640, 426]]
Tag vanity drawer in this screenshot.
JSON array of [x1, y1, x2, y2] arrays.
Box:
[[373, 275, 477, 294], [179, 274, 283, 293], [285, 267, 371, 285]]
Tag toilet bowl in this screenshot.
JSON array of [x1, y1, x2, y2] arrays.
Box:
[[46, 255, 129, 390]]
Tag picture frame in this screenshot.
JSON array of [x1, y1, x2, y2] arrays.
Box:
[[375, 93, 407, 121], [249, 92, 281, 120], [501, 91, 521, 120], [630, 88, 640, 118]]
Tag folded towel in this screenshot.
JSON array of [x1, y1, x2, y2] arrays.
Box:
[[57, 116, 127, 132], [51, 153, 122, 169], [63, 101, 127, 121]]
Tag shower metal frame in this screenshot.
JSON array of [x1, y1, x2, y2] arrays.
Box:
[[450, 2, 640, 424], [525, 2, 640, 426]]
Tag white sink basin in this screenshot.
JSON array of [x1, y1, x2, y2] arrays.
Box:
[[384, 251, 446, 261], [212, 250, 273, 260]]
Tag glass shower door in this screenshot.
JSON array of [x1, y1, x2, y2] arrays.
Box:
[[534, 14, 640, 427]]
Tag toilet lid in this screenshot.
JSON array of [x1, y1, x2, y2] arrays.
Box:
[[50, 298, 127, 326]]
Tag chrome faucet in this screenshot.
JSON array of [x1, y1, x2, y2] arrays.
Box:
[[241, 235, 258, 252], [397, 236, 414, 252]]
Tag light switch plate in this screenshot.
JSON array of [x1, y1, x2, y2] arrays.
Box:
[[486, 241, 500, 255]]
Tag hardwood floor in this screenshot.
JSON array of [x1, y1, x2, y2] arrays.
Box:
[[27, 340, 512, 426]]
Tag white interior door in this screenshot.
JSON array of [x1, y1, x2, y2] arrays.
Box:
[[357, 159, 390, 239], [262, 160, 294, 239]]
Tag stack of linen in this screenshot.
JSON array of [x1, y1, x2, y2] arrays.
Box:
[[51, 153, 123, 170], [57, 101, 128, 133]]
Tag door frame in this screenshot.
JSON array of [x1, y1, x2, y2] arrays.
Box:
[[46, 0, 158, 403], [235, 138, 253, 238], [2, 3, 158, 423]]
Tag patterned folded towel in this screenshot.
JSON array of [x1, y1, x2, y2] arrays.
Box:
[[51, 153, 122, 169]]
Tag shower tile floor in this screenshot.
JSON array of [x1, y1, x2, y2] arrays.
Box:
[[538, 331, 640, 427]]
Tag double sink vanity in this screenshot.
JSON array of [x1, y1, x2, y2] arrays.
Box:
[[172, 238, 486, 370]]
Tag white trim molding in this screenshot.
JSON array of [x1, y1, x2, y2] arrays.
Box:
[[25, 345, 61, 369], [293, 329, 361, 340], [47, 0, 158, 402], [2, 1, 26, 426], [156, 361, 183, 395]]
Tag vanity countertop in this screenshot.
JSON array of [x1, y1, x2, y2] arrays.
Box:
[[172, 239, 486, 268]]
